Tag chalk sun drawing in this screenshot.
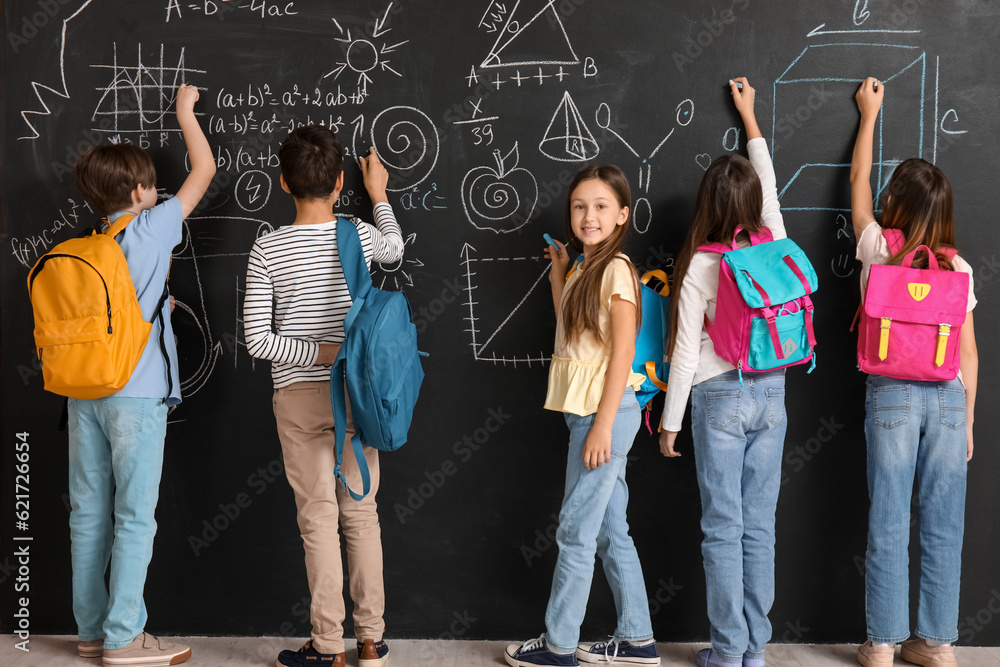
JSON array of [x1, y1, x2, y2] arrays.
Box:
[[325, 3, 408, 97]]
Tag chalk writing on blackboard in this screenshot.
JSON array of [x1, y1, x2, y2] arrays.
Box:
[[539, 91, 599, 162], [375, 232, 422, 290], [351, 106, 440, 192], [462, 143, 539, 234], [461, 243, 550, 367], [325, 3, 407, 98], [480, 0, 580, 69]]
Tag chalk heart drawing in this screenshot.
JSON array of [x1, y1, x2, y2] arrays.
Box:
[[695, 153, 712, 170], [462, 142, 539, 234]]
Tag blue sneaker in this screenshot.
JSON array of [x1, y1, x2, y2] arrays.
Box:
[[696, 648, 741, 667], [577, 639, 661, 664], [742, 654, 765, 667], [505, 635, 580, 666], [276, 640, 344, 666], [357, 638, 389, 666]]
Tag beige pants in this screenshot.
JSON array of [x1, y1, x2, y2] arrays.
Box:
[[272, 381, 385, 654]]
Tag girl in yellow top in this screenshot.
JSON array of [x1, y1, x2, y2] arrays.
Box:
[[505, 166, 660, 667]]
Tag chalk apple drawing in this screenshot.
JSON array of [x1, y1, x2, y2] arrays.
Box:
[[461, 143, 539, 234]]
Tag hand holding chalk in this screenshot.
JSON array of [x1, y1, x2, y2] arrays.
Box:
[[856, 76, 884, 119], [730, 77, 755, 117]]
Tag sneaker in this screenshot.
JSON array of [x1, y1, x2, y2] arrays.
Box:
[[857, 641, 895, 667], [102, 633, 191, 666], [78, 639, 103, 658], [696, 648, 742, 667], [276, 640, 345, 667], [505, 635, 580, 666], [577, 639, 661, 664], [358, 638, 390, 666], [900, 639, 956, 666], [742, 654, 766, 667]]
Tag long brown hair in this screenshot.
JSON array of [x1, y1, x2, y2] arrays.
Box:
[[667, 155, 763, 359], [561, 165, 642, 345], [880, 158, 956, 270]]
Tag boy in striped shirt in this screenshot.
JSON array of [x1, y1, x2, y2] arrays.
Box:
[[243, 125, 402, 667]]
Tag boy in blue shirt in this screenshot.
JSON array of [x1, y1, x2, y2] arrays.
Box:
[[69, 83, 215, 666]]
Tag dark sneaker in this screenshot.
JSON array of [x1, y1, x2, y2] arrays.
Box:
[[276, 640, 345, 667], [577, 639, 661, 664], [358, 638, 389, 666], [102, 633, 191, 666], [505, 636, 579, 666], [78, 639, 103, 658]]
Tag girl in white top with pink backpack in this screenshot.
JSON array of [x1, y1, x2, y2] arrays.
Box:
[[850, 78, 978, 667]]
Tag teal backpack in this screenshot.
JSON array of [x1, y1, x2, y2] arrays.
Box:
[[331, 218, 426, 500], [566, 256, 670, 412]]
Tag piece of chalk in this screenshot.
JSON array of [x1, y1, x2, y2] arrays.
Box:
[[543, 233, 556, 248], [873, 80, 879, 92], [730, 80, 743, 90]]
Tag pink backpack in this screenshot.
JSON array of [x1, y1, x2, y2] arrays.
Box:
[[856, 229, 968, 381], [698, 227, 818, 383]]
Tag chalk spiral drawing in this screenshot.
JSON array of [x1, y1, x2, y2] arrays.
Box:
[[480, 0, 580, 69], [462, 143, 539, 234], [460, 243, 551, 367], [539, 91, 599, 162], [352, 106, 441, 192], [325, 3, 408, 97]]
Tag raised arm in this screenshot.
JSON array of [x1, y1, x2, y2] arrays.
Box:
[[731, 77, 786, 240], [173, 84, 217, 219], [358, 147, 404, 263], [850, 77, 884, 239]]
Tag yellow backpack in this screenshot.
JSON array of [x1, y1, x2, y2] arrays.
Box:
[[27, 214, 162, 399]]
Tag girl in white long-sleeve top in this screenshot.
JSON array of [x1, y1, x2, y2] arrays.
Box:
[[658, 78, 788, 667]]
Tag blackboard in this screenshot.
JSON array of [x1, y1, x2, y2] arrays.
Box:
[[3, 0, 999, 647]]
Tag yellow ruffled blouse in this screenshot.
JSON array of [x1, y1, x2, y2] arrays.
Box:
[[544, 254, 646, 416]]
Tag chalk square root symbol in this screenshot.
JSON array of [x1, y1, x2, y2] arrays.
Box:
[[772, 43, 927, 212]]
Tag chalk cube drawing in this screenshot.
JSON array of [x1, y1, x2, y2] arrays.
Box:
[[772, 43, 927, 211]]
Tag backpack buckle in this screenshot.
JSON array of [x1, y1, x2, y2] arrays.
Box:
[[935, 324, 951, 367]]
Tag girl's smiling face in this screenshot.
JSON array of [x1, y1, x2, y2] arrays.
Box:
[[569, 178, 629, 254]]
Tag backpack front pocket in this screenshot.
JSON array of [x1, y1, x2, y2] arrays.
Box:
[[748, 309, 811, 370]]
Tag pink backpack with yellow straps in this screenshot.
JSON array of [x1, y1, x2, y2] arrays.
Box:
[[856, 228, 969, 381]]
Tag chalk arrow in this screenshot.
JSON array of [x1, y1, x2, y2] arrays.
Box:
[[372, 3, 393, 38], [807, 22, 920, 36], [460, 243, 477, 260], [334, 28, 353, 43], [401, 271, 413, 287], [381, 40, 409, 54]]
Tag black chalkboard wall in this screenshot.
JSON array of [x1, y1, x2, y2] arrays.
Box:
[[3, 0, 999, 648]]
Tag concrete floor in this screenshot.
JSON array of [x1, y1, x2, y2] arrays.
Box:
[[4, 636, 1000, 666]]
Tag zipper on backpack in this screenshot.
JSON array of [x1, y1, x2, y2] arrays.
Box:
[[935, 324, 950, 367], [879, 317, 891, 361]]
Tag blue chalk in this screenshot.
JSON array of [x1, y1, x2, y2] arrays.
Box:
[[543, 233, 556, 248]]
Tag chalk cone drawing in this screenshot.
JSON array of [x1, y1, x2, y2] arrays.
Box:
[[539, 91, 599, 162], [462, 142, 539, 234], [480, 0, 580, 69]]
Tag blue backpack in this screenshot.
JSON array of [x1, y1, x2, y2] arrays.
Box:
[[566, 256, 670, 410], [331, 218, 426, 500]]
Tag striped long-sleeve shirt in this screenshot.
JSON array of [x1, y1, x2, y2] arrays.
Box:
[[243, 202, 404, 387]]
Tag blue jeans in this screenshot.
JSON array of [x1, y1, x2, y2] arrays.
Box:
[[691, 369, 786, 663], [544, 388, 654, 653], [864, 375, 967, 644], [67, 397, 168, 649]]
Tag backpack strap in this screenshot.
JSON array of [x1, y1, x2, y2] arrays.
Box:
[[332, 218, 373, 501], [882, 228, 905, 255], [565, 254, 584, 280], [106, 213, 174, 402]]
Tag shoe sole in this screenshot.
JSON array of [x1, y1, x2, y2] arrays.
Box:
[[899, 645, 956, 667], [80, 648, 103, 658], [857, 649, 894, 667], [359, 657, 389, 667], [576, 649, 660, 665], [103, 647, 191, 666]]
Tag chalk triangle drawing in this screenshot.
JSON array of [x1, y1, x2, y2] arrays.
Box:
[[480, 0, 580, 68], [539, 91, 600, 162]]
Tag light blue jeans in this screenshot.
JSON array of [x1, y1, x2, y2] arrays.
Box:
[[691, 369, 786, 663], [544, 388, 654, 653], [67, 397, 168, 649], [864, 375, 967, 644]]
